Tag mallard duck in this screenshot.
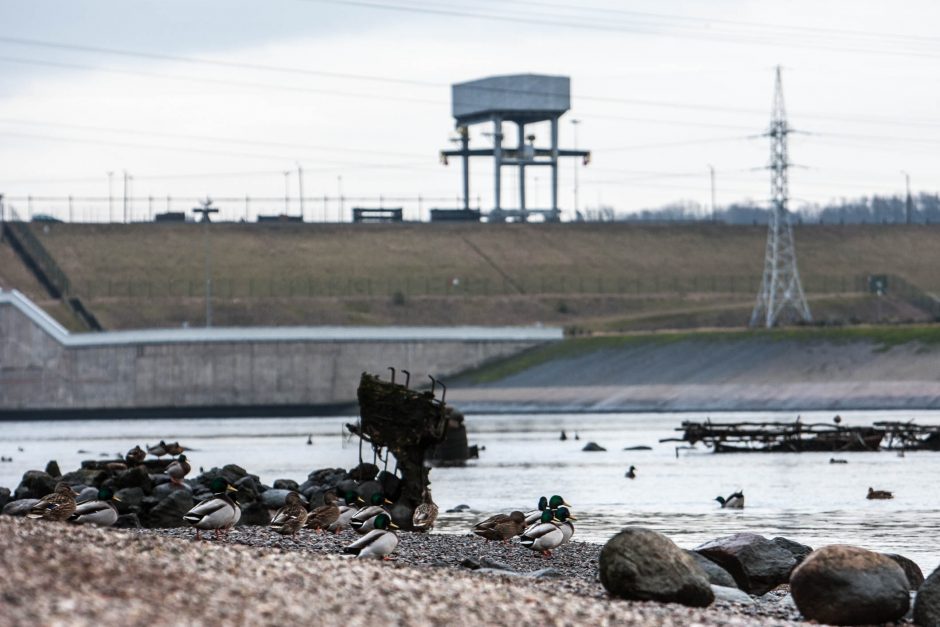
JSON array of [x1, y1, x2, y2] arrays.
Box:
[[68, 487, 120, 527], [412, 487, 438, 533], [342, 513, 399, 559], [166, 454, 191, 485], [27, 482, 78, 522], [270, 491, 308, 537], [715, 491, 745, 509], [125, 445, 146, 465], [307, 492, 341, 532], [524, 496, 549, 526], [554, 506, 576, 545], [520, 509, 565, 557], [328, 491, 360, 533], [867, 487, 894, 500], [183, 478, 240, 540], [472, 510, 526, 543], [626, 465, 637, 479], [147, 441, 169, 458], [164, 441, 185, 456], [350, 492, 392, 535]]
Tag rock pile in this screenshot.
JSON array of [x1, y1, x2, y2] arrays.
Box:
[[1, 459, 363, 529]]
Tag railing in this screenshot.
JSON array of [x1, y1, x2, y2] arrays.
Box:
[[70, 274, 872, 300]]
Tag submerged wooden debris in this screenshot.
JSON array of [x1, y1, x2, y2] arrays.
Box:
[[664, 418, 940, 453], [662, 420, 884, 453]]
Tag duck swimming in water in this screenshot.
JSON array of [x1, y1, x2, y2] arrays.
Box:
[[867, 487, 893, 500], [626, 465, 637, 479], [715, 491, 744, 509]]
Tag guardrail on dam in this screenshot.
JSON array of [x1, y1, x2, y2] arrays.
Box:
[[0, 290, 561, 418]]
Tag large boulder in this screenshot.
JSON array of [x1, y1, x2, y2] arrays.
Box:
[[142, 490, 194, 528], [914, 564, 940, 626], [582, 442, 606, 452], [114, 466, 153, 494], [60, 468, 106, 488], [684, 550, 738, 589], [237, 500, 270, 526], [114, 487, 146, 513], [16, 470, 57, 499], [599, 527, 714, 607], [272, 479, 299, 492], [260, 489, 293, 510], [695, 533, 797, 595], [0, 487, 11, 510], [790, 544, 910, 625], [883, 553, 925, 590], [153, 482, 193, 500], [347, 463, 378, 482], [44, 460, 62, 478], [773, 537, 814, 566]]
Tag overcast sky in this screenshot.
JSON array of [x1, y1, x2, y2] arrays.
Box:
[[0, 0, 938, 222]]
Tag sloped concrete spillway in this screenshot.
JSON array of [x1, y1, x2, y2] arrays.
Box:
[[0, 289, 561, 418]]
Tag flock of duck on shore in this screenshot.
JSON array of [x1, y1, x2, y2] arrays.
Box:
[[21, 441, 581, 560]]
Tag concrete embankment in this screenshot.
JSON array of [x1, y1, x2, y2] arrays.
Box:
[[448, 333, 940, 413]]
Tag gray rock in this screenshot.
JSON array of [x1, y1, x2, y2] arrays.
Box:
[[60, 468, 106, 488], [143, 490, 194, 528], [237, 500, 270, 526], [347, 463, 378, 482], [695, 533, 797, 595], [600, 527, 714, 607], [772, 537, 814, 566], [113, 513, 142, 529], [17, 470, 57, 499], [2, 498, 39, 516], [260, 489, 293, 510], [272, 479, 299, 491], [790, 544, 910, 625], [75, 487, 99, 503], [153, 482, 193, 500], [234, 475, 261, 504], [0, 487, 11, 510], [711, 585, 754, 605], [378, 470, 401, 501], [114, 487, 146, 513], [115, 466, 152, 494], [913, 563, 940, 626], [685, 549, 738, 589], [623, 445, 653, 450], [44, 460, 61, 478], [151, 473, 171, 486], [883, 553, 925, 590], [307, 467, 348, 490], [582, 441, 606, 452], [479, 556, 513, 571], [527, 568, 563, 578]]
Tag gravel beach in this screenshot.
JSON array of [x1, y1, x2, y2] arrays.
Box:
[[0, 517, 813, 626]]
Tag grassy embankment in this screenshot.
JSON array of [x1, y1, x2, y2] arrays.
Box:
[[7, 222, 940, 331]]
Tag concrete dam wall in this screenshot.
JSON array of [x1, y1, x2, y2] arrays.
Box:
[[0, 290, 560, 418]]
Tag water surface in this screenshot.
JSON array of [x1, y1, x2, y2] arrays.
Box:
[[2, 410, 937, 571]]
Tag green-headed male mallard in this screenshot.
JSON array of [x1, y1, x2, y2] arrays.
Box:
[[270, 491, 308, 537], [524, 496, 548, 526], [412, 487, 438, 533], [307, 491, 341, 532], [350, 492, 392, 535], [183, 478, 240, 540], [554, 506, 576, 545], [520, 509, 565, 557], [342, 513, 399, 559], [472, 510, 526, 543], [27, 482, 78, 522], [166, 454, 191, 485], [68, 487, 120, 527], [147, 441, 169, 458]]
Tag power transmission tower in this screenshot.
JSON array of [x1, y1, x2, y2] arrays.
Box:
[[749, 66, 812, 328]]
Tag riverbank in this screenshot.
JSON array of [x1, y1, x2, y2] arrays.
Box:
[[0, 517, 805, 626]]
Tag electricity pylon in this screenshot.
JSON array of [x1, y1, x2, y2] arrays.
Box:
[[749, 66, 812, 328]]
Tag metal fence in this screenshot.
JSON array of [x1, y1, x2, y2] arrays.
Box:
[[73, 274, 874, 299]]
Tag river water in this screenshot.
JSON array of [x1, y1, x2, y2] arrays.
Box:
[[2, 410, 938, 571]]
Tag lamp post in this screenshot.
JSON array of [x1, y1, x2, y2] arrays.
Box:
[[902, 170, 913, 224], [283, 171, 291, 215], [337, 175, 344, 222], [107, 171, 114, 222], [296, 162, 305, 220], [192, 198, 219, 327], [708, 164, 716, 222]]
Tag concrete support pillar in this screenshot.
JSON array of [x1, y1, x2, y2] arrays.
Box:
[[460, 127, 470, 211], [493, 115, 503, 211], [517, 122, 526, 218], [550, 116, 559, 218]]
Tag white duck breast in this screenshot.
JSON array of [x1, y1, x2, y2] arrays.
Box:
[[329, 505, 357, 532], [70, 500, 118, 527], [184, 497, 238, 530], [524, 509, 544, 526], [559, 521, 575, 544], [345, 529, 399, 559], [521, 523, 565, 552]]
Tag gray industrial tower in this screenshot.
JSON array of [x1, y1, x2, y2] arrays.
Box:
[[749, 67, 812, 328], [439, 74, 590, 222]]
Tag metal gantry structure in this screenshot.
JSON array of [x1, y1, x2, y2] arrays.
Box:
[[750, 66, 812, 329]]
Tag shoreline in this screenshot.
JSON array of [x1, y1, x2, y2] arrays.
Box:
[[0, 517, 806, 626]]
